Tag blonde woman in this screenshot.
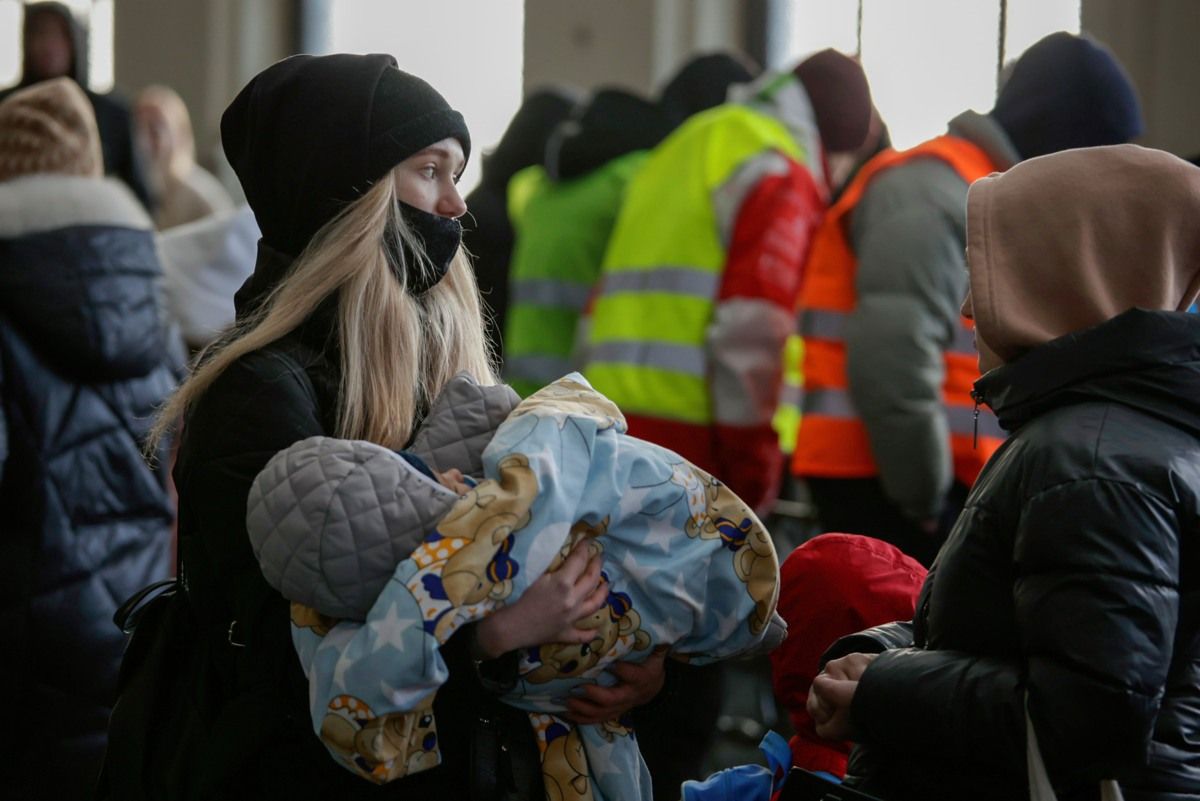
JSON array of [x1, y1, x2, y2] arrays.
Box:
[[141, 55, 662, 800]]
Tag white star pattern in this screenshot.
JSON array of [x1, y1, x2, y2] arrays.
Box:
[[368, 601, 420, 654], [332, 650, 353, 691], [639, 518, 677, 555]]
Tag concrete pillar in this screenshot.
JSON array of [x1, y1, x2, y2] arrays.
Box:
[[1082, 0, 1200, 157], [523, 0, 747, 99], [113, 0, 295, 171]]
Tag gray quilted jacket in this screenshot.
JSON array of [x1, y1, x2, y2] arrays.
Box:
[[247, 374, 520, 620]]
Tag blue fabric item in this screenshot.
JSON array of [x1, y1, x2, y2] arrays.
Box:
[[681, 730, 792, 801], [395, 449, 438, 481], [991, 32, 1142, 159], [292, 373, 781, 799]]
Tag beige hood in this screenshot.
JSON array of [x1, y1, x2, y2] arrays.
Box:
[[965, 144, 1200, 370]]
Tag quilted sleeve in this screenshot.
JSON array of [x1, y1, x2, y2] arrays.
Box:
[[407, 372, 520, 476], [247, 436, 459, 620]]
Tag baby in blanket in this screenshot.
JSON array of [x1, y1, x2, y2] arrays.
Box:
[[247, 373, 785, 801]]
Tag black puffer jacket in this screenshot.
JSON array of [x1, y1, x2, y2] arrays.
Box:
[[0, 175, 181, 799], [169, 245, 541, 800], [841, 309, 1200, 801]]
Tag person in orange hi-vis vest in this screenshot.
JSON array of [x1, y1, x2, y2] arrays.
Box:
[[790, 32, 1144, 566]]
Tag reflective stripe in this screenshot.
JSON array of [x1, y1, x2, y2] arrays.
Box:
[[505, 354, 575, 385], [801, 387, 857, 419], [805, 387, 1006, 440], [777, 383, 804, 410], [597, 266, 721, 299], [586, 340, 706, 378], [511, 278, 591, 309], [712, 150, 792, 247], [800, 308, 847, 339]]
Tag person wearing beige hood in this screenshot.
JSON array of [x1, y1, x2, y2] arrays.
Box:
[[806, 145, 1200, 800]]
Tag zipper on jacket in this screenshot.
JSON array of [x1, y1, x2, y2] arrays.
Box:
[[970, 389, 983, 449]]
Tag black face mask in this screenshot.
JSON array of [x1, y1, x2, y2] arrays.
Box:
[[387, 201, 463, 295]]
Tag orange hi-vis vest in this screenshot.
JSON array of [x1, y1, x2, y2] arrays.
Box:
[[790, 135, 1006, 487]]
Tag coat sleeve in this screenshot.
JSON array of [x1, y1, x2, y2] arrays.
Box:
[[176, 348, 329, 662], [709, 152, 825, 512], [819, 621, 915, 667], [843, 163, 968, 521], [1015, 478, 1178, 785], [0, 346, 6, 480], [849, 479, 1179, 785]]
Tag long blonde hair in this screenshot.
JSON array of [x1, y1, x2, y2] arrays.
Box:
[[148, 171, 497, 453]]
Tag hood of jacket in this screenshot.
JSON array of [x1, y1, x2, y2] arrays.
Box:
[[478, 88, 576, 189], [19, 2, 88, 88], [965, 144, 1200, 372], [728, 71, 828, 191], [770, 533, 925, 776], [658, 51, 757, 127], [545, 88, 675, 181], [0, 174, 169, 381]]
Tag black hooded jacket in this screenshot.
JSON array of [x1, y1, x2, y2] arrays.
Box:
[[0, 174, 181, 798], [839, 309, 1200, 801], [167, 244, 540, 800]]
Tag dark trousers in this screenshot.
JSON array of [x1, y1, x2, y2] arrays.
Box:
[[633, 661, 725, 801], [805, 478, 967, 567]]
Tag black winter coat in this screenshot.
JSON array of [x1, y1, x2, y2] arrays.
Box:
[[840, 309, 1200, 801], [0, 175, 181, 799], [170, 244, 540, 800]]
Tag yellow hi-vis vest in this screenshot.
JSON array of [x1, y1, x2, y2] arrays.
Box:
[[583, 103, 805, 427]]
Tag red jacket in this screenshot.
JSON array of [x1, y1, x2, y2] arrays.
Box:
[[769, 533, 925, 777]]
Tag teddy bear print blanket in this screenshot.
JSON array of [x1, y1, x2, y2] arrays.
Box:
[[251, 374, 783, 801]]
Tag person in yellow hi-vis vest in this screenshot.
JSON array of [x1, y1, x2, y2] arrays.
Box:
[[505, 54, 758, 399], [790, 32, 1144, 565], [582, 49, 874, 515]]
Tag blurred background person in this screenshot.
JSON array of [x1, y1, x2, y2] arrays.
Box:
[[462, 87, 576, 358], [134, 84, 233, 230], [0, 77, 182, 801], [157, 203, 259, 353], [790, 31, 1144, 565], [504, 87, 674, 396], [582, 48, 873, 518], [505, 52, 756, 398], [809, 143, 1200, 801], [1, 1, 153, 210]]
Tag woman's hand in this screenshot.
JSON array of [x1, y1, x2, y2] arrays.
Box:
[[473, 539, 608, 659], [807, 652, 877, 741], [564, 646, 669, 725]]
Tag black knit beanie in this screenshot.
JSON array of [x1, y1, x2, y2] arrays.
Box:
[[221, 53, 470, 258], [546, 88, 675, 181], [991, 32, 1142, 160], [659, 51, 758, 126]]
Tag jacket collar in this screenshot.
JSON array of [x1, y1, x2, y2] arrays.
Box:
[[730, 71, 827, 192], [948, 110, 1021, 172], [974, 308, 1200, 437]]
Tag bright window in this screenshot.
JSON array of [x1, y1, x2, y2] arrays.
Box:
[[770, 0, 1081, 149], [0, 0, 113, 92], [325, 0, 525, 194]]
